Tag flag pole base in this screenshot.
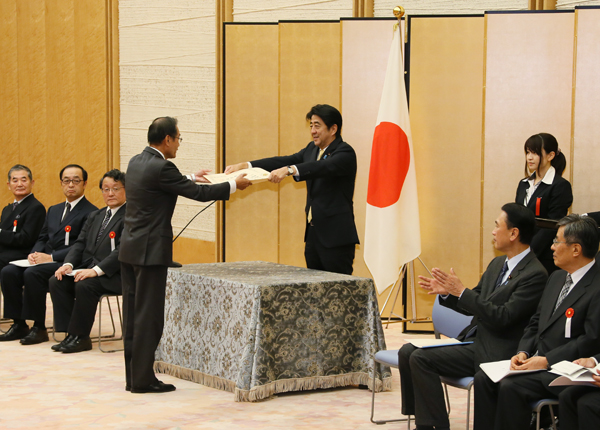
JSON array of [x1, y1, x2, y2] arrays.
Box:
[[379, 257, 433, 328]]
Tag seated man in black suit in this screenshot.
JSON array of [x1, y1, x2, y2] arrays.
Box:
[[0, 164, 97, 344], [477, 214, 600, 430], [0, 165, 46, 274], [49, 169, 126, 353], [398, 203, 548, 430], [558, 354, 600, 430]]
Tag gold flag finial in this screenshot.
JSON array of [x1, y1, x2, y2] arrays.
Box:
[[393, 6, 405, 19]]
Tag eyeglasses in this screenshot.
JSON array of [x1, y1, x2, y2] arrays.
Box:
[[172, 135, 183, 143], [102, 187, 123, 194], [61, 179, 82, 185], [552, 239, 577, 245]]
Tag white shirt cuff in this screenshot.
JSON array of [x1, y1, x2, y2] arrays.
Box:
[[93, 265, 104, 276]]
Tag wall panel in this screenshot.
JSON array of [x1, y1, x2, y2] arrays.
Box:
[[278, 22, 342, 267], [0, 0, 118, 210], [404, 16, 485, 329], [571, 8, 600, 213], [482, 11, 574, 267], [224, 24, 279, 263]]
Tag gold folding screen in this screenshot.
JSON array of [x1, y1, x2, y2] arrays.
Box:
[[223, 8, 600, 324], [0, 0, 118, 209]]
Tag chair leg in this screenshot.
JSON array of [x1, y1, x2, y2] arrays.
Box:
[[443, 383, 452, 415], [97, 295, 124, 353], [466, 387, 471, 430], [369, 358, 408, 425], [548, 405, 557, 430]]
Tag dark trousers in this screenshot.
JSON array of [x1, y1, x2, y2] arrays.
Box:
[[493, 371, 564, 430], [398, 342, 479, 428], [304, 224, 355, 275], [559, 386, 600, 430], [121, 262, 168, 389], [1, 262, 60, 323], [49, 275, 117, 336]]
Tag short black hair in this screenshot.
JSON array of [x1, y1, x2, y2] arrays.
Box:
[[305, 104, 342, 138], [60, 164, 88, 182], [99, 169, 126, 189], [502, 203, 536, 245], [557, 214, 600, 259], [148, 116, 178, 144], [8, 164, 33, 182]]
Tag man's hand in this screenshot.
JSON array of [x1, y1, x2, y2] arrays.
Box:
[[592, 374, 600, 388], [28, 252, 53, 265], [268, 167, 289, 184], [418, 274, 449, 296], [429, 267, 466, 297], [574, 357, 597, 368], [55, 265, 73, 281], [224, 162, 249, 175], [510, 352, 529, 370], [235, 174, 252, 191], [74, 269, 98, 282], [511, 354, 548, 371], [193, 169, 212, 183]]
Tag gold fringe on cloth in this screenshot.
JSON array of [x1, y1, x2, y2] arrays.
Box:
[[154, 361, 236, 393], [234, 372, 393, 402], [154, 361, 391, 402]]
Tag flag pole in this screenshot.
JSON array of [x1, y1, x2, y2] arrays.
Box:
[[378, 6, 431, 328]]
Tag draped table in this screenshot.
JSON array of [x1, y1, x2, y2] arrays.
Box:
[[154, 261, 391, 401]]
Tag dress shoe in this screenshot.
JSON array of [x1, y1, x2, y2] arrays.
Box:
[[51, 334, 75, 352], [61, 335, 92, 353], [131, 380, 176, 393], [0, 324, 29, 341], [19, 327, 49, 345]]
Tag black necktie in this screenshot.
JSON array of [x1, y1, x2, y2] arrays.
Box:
[[495, 261, 509, 290], [96, 209, 112, 243], [12, 202, 18, 211], [62, 202, 71, 222]]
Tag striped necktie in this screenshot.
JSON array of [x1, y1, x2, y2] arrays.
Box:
[[307, 149, 325, 224], [553, 274, 573, 313], [95, 209, 112, 243]]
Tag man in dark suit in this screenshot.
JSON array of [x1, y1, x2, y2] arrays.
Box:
[[558, 354, 600, 430], [119, 116, 251, 393], [49, 169, 127, 353], [477, 214, 600, 430], [0, 164, 97, 344], [225, 104, 359, 275], [0, 165, 46, 274], [398, 203, 548, 430]]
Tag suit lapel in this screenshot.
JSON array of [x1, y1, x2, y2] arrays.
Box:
[[89, 208, 107, 251], [60, 196, 87, 227], [93, 206, 124, 251], [488, 252, 532, 300]]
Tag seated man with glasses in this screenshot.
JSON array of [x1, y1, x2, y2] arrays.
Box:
[[0, 164, 97, 345], [49, 169, 126, 353], [476, 214, 600, 429]]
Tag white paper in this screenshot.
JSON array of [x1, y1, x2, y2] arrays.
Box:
[[479, 360, 545, 383], [9, 259, 55, 268], [548, 360, 599, 386], [66, 269, 84, 277], [408, 338, 468, 348], [204, 167, 270, 184]]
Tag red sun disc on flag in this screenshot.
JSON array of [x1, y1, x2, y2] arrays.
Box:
[[367, 121, 410, 208]]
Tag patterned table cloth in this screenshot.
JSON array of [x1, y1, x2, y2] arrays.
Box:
[[154, 261, 391, 401]]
